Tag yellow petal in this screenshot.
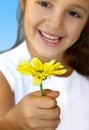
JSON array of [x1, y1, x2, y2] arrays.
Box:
[[53, 62, 64, 69], [44, 62, 54, 73], [44, 60, 55, 67], [32, 57, 43, 71], [16, 60, 35, 75], [32, 76, 42, 86], [52, 69, 67, 75], [48, 60, 55, 65]]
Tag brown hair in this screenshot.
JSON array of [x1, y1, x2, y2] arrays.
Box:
[[64, 18, 89, 76], [11, 1, 25, 49]]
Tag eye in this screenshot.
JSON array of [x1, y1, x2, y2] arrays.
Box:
[[38, 1, 51, 8], [68, 11, 80, 18]]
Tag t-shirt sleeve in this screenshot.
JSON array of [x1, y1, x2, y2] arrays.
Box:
[[0, 56, 17, 92]]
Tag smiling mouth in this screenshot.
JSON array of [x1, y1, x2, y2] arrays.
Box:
[[39, 30, 63, 44]]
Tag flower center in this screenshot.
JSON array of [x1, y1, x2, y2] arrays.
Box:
[[37, 70, 43, 73]]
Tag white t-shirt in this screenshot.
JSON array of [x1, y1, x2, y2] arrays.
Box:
[[0, 41, 89, 130]]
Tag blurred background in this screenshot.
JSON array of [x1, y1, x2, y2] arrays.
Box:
[[0, 0, 18, 51]]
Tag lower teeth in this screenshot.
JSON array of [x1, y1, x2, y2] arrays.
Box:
[[43, 36, 58, 43]]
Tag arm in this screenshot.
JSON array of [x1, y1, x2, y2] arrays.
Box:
[[0, 71, 18, 129], [0, 71, 14, 117]]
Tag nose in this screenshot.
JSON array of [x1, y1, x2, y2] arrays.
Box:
[[46, 10, 64, 29]]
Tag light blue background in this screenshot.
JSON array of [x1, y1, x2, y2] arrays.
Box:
[[0, 0, 18, 51]]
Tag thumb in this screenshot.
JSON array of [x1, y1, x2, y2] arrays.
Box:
[[44, 89, 60, 99]]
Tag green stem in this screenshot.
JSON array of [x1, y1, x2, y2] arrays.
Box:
[[40, 82, 44, 96]]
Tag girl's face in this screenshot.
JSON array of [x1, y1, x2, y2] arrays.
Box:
[[23, 0, 89, 62]]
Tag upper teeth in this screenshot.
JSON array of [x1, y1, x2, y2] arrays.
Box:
[[42, 32, 59, 40]]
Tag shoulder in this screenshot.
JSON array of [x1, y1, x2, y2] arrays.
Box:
[[0, 41, 30, 64], [74, 71, 89, 83], [0, 41, 30, 84], [0, 41, 31, 93], [71, 71, 89, 99], [72, 71, 89, 87]]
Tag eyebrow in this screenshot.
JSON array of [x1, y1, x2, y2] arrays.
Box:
[[71, 4, 87, 13], [48, 0, 88, 13]]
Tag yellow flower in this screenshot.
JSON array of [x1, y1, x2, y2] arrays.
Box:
[[16, 57, 67, 95], [17, 57, 66, 85]]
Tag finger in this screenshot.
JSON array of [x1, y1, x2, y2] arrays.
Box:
[[28, 95, 57, 108], [30, 89, 60, 98], [36, 106, 60, 120], [44, 89, 60, 99], [31, 118, 60, 129], [35, 128, 56, 130], [27, 89, 60, 108]]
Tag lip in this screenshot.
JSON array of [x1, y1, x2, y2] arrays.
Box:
[[38, 30, 64, 47]]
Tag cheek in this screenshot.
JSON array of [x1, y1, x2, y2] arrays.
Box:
[[24, 12, 41, 33], [24, 11, 35, 37], [67, 22, 85, 43]]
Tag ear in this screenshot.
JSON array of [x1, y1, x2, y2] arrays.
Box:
[[20, 0, 26, 12]]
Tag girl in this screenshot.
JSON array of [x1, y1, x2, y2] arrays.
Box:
[[0, 0, 89, 129]]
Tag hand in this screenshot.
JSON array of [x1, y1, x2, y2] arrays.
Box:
[[7, 89, 60, 130]]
